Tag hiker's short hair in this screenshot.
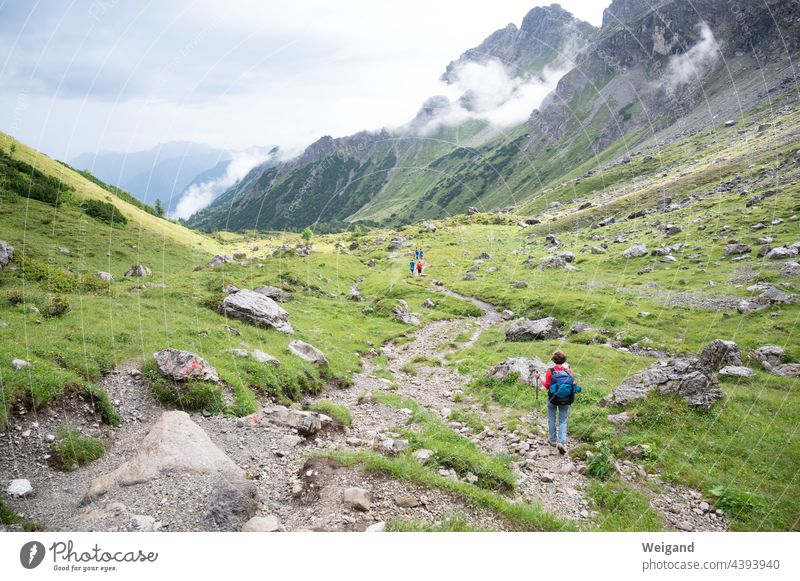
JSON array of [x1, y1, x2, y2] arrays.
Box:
[[552, 351, 567, 364]]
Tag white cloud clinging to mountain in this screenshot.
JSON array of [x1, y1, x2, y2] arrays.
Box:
[[666, 22, 720, 89]]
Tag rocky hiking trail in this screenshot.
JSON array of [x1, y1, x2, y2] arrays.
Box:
[[1, 286, 727, 532]]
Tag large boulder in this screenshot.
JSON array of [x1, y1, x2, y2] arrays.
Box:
[[506, 317, 561, 341], [623, 244, 648, 258], [599, 358, 725, 411], [84, 411, 251, 507], [253, 285, 293, 303], [738, 285, 795, 314], [0, 240, 14, 267], [123, 264, 151, 277], [724, 244, 751, 256], [698, 339, 742, 371], [487, 357, 546, 385], [219, 290, 294, 334], [153, 349, 219, 382], [288, 339, 328, 366], [387, 237, 406, 250], [392, 300, 420, 325]]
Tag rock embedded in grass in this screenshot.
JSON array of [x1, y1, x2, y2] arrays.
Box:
[[0, 240, 13, 267], [623, 243, 648, 258], [207, 254, 233, 268], [506, 317, 561, 341], [253, 285, 293, 303], [487, 357, 546, 385], [287, 339, 328, 366], [96, 271, 113, 281], [252, 349, 280, 366], [153, 348, 219, 382], [718, 366, 756, 378], [698, 339, 742, 370], [11, 358, 30, 370], [123, 263, 151, 277], [599, 358, 725, 411], [218, 289, 294, 334], [391, 300, 420, 325]]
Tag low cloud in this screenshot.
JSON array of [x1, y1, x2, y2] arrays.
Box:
[[413, 58, 570, 134], [171, 148, 272, 219], [666, 22, 720, 89]]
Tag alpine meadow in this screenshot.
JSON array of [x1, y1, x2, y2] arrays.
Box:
[[1, 0, 799, 538]]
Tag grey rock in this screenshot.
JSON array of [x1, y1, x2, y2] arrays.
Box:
[[207, 255, 233, 268], [203, 476, 258, 532], [252, 349, 280, 366], [0, 240, 13, 267], [607, 412, 631, 425], [6, 478, 33, 498], [374, 438, 409, 455], [421, 299, 436, 309], [538, 255, 575, 270], [11, 358, 30, 370], [412, 449, 434, 465], [96, 271, 113, 282], [724, 244, 751, 256], [288, 339, 328, 366], [387, 237, 407, 250], [153, 349, 219, 382], [506, 317, 561, 341], [241, 515, 280, 532], [219, 290, 294, 334], [781, 262, 800, 277], [84, 411, 245, 504], [623, 244, 648, 258], [466, 207, 479, 215], [392, 300, 420, 325], [599, 358, 725, 411], [366, 521, 386, 532], [766, 247, 796, 260], [253, 285, 293, 303], [395, 495, 421, 508], [501, 309, 514, 320], [262, 405, 333, 437], [228, 349, 248, 358], [343, 487, 371, 512], [698, 339, 742, 370], [123, 264, 151, 277], [232, 252, 247, 260], [718, 366, 755, 378], [591, 246, 607, 254], [487, 357, 546, 386], [540, 473, 555, 483]]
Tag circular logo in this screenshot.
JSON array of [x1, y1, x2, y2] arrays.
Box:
[[20, 541, 46, 569]]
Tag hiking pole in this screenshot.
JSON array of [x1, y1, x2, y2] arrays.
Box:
[[534, 371, 540, 420]]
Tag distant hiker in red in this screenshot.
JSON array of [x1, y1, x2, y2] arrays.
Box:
[[535, 351, 581, 455], [416, 260, 423, 276]]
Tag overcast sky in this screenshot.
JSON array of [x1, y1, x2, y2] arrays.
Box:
[[0, 1, 609, 160]]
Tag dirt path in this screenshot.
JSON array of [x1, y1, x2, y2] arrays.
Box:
[[1, 287, 728, 532]]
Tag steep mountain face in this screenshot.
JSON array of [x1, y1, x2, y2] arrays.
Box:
[[441, 3, 597, 81], [188, 0, 800, 234], [187, 4, 596, 233]]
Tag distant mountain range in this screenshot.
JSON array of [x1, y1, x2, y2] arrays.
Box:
[[70, 141, 276, 217], [187, 0, 800, 233]]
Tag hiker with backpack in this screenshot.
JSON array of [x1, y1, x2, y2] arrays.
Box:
[[535, 350, 581, 454], [416, 259, 424, 276]]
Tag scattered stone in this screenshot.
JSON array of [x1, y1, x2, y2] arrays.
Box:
[[392, 300, 420, 325], [623, 444, 650, 459], [262, 406, 333, 437], [6, 479, 33, 498], [343, 487, 371, 512], [506, 317, 561, 341], [123, 264, 151, 277], [538, 255, 575, 270], [218, 290, 294, 334], [252, 349, 280, 366], [466, 207, 479, 215], [718, 366, 755, 378], [501, 309, 514, 320], [781, 262, 800, 277], [591, 246, 607, 254], [280, 435, 304, 447], [421, 298, 436, 309], [152, 349, 219, 382], [228, 348, 248, 358], [11, 358, 29, 370], [752, 345, 800, 377], [698, 339, 742, 370], [241, 515, 280, 532], [253, 285, 293, 303], [96, 271, 113, 282], [0, 241, 13, 267], [676, 520, 694, 532], [394, 495, 421, 508], [623, 244, 648, 258], [374, 438, 409, 455], [599, 358, 725, 411], [766, 247, 797, 260], [540, 473, 555, 483], [387, 237, 407, 250], [412, 449, 434, 465], [487, 357, 546, 385], [366, 521, 386, 532], [724, 244, 751, 256], [288, 340, 328, 366], [558, 463, 576, 475], [207, 255, 233, 268]]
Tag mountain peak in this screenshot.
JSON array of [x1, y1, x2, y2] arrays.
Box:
[[601, 0, 655, 28]]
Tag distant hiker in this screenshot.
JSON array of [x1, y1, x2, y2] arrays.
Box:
[[414, 248, 420, 260], [419, 248, 424, 260], [536, 351, 581, 454], [409, 259, 416, 276], [416, 260, 423, 276]]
